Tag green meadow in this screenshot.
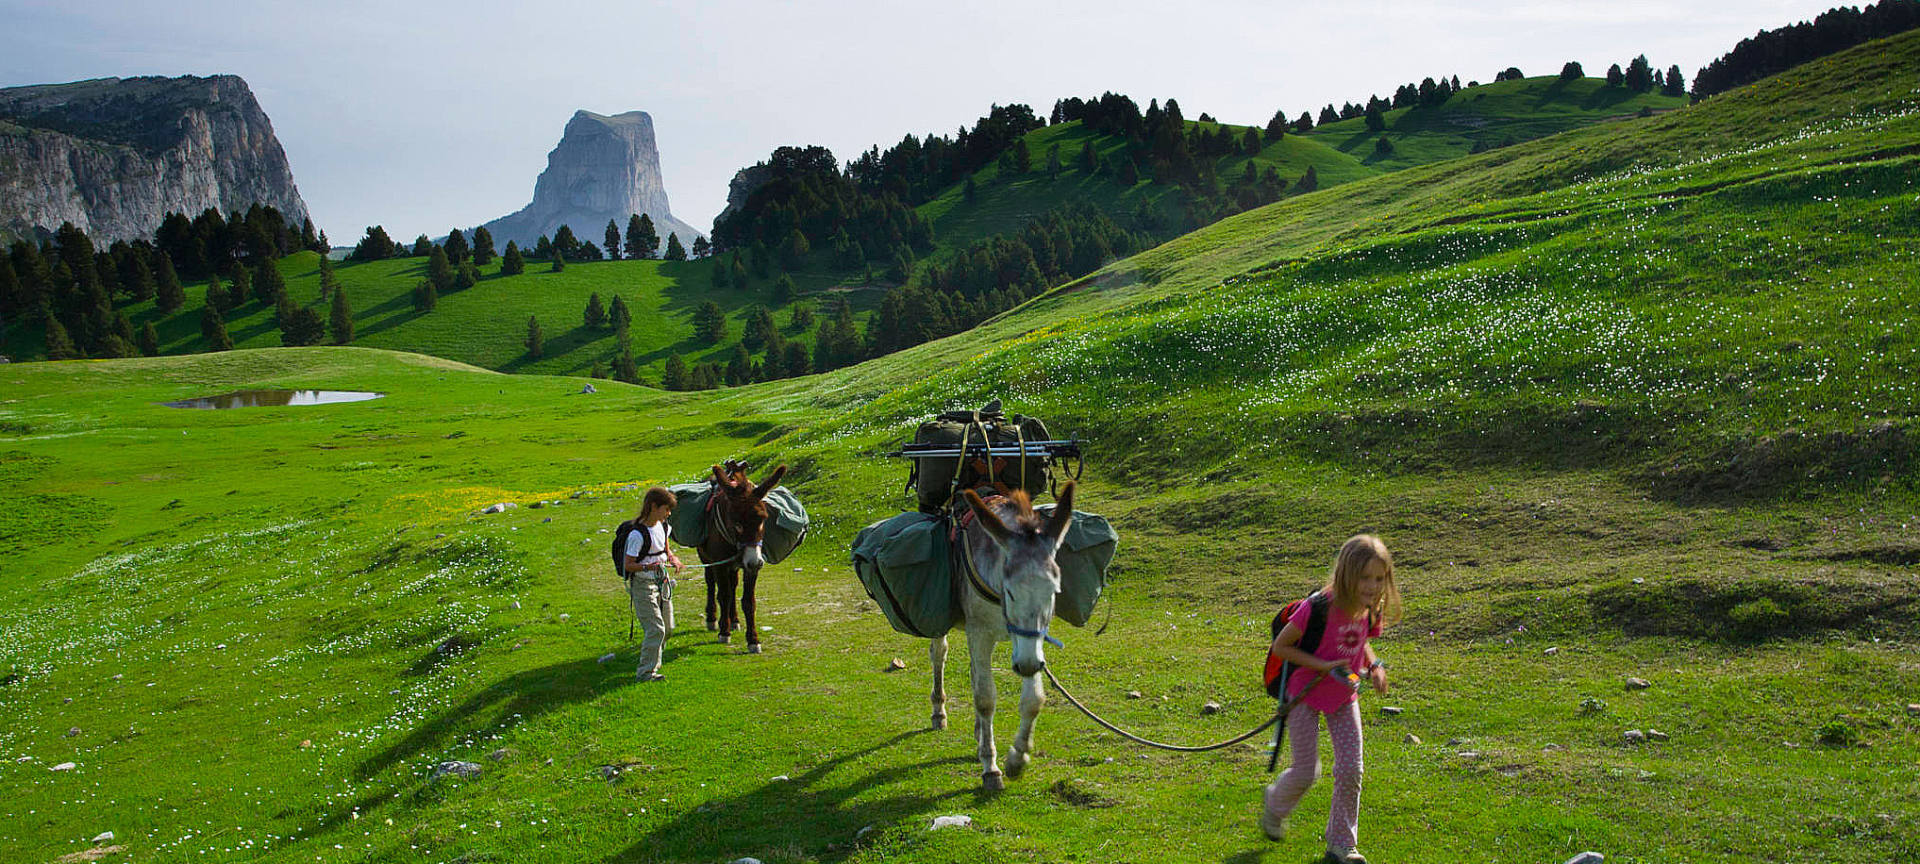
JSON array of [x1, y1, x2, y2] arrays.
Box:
[[4, 31, 1920, 864]]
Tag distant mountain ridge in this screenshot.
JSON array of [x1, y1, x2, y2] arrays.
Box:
[[0, 75, 309, 243], [479, 110, 701, 253]]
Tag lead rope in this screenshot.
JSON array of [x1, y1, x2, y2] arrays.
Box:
[[1041, 665, 1327, 754]]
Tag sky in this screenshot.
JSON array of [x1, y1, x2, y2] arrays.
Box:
[[1, 0, 1852, 243]]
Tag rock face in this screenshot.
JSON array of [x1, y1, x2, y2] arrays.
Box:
[[0, 75, 309, 244], [481, 110, 700, 253]]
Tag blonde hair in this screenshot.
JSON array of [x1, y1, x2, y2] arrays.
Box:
[[1327, 534, 1402, 626]]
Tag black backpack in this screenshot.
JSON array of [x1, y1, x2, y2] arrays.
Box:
[[610, 520, 667, 581]]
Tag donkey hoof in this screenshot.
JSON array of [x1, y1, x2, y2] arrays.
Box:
[[716, 633, 730, 644], [1005, 751, 1028, 777], [746, 643, 763, 654], [931, 714, 948, 731], [704, 619, 717, 632], [981, 771, 1004, 791]]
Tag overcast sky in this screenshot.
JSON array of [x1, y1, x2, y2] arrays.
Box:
[[2, 0, 1848, 242]]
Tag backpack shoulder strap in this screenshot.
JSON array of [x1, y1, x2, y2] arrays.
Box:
[[1300, 591, 1332, 653]]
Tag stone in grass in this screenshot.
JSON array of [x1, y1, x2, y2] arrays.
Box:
[[1647, 729, 1670, 742], [885, 658, 906, 672], [1200, 701, 1223, 715], [1907, 703, 1920, 716], [65, 727, 80, 738], [928, 814, 973, 831], [488, 749, 509, 761], [57, 845, 124, 863], [1126, 690, 1143, 700], [483, 503, 507, 514], [598, 652, 617, 664], [1381, 706, 1404, 715], [52, 762, 77, 771], [1623, 730, 1647, 744], [431, 761, 482, 780], [1543, 646, 1559, 656], [92, 832, 113, 843], [1403, 733, 1422, 745], [1625, 678, 1651, 690], [726, 859, 761, 864], [1564, 853, 1605, 864]]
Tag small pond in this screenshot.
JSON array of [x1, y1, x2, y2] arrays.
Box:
[[162, 390, 386, 410]]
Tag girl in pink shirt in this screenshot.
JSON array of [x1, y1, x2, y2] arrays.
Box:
[[1262, 535, 1403, 864]]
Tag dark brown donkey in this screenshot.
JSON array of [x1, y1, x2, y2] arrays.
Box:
[[696, 461, 787, 653]]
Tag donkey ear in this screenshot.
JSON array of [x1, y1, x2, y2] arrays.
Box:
[[751, 464, 787, 499], [961, 490, 1013, 542], [1046, 481, 1076, 544], [710, 464, 730, 487]]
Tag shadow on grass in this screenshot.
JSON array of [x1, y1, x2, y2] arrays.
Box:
[[601, 727, 979, 864]]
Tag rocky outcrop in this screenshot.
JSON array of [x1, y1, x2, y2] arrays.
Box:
[[0, 75, 309, 244], [480, 110, 700, 253], [715, 162, 774, 229]]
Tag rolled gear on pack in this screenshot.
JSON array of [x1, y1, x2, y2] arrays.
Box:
[[852, 511, 959, 638], [906, 401, 1061, 514]]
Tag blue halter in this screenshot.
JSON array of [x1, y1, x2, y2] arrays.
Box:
[[1006, 622, 1064, 648]]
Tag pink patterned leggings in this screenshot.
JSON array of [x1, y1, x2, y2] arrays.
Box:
[[1264, 701, 1364, 849]]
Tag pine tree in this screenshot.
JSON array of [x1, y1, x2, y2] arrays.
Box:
[[113, 311, 136, 348], [1047, 143, 1062, 177], [316, 253, 337, 298], [228, 264, 252, 306], [155, 256, 186, 313], [772, 274, 795, 305], [694, 300, 727, 344], [445, 229, 469, 264], [589, 360, 606, 379], [502, 241, 525, 275], [200, 300, 233, 351], [282, 306, 325, 346], [204, 274, 229, 313], [1264, 109, 1289, 141], [550, 247, 566, 272], [471, 227, 496, 265], [1242, 127, 1263, 155], [1561, 61, 1584, 80], [1293, 111, 1313, 133], [411, 280, 437, 312], [1079, 140, 1098, 172], [255, 259, 287, 306], [455, 260, 478, 290], [1606, 63, 1625, 86], [662, 353, 688, 390], [1625, 54, 1653, 92], [664, 233, 686, 261], [300, 217, 321, 252], [412, 235, 433, 257], [614, 343, 639, 384], [127, 255, 157, 302], [691, 236, 711, 258], [1012, 138, 1031, 174], [730, 253, 749, 288], [711, 258, 732, 290], [741, 304, 774, 352], [604, 220, 623, 261], [1365, 100, 1387, 132], [782, 341, 810, 377], [552, 224, 579, 260], [429, 246, 454, 292], [627, 214, 659, 260], [138, 321, 160, 357], [45, 317, 78, 360], [524, 316, 543, 358], [789, 302, 814, 331], [609, 294, 632, 336], [329, 285, 353, 344], [584, 293, 606, 329], [1119, 157, 1139, 186], [1662, 64, 1685, 96], [725, 344, 752, 385], [1298, 165, 1319, 192]]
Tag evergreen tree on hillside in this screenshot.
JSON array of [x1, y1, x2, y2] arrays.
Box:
[[1079, 140, 1098, 172], [472, 227, 496, 265], [725, 344, 752, 386], [663, 353, 688, 390], [604, 220, 623, 261], [228, 264, 252, 307], [524, 316, 543, 358], [550, 247, 566, 272], [429, 246, 454, 292], [782, 341, 810, 377], [124, 253, 157, 302], [1046, 143, 1062, 177], [155, 256, 185, 313], [1318, 105, 1339, 125], [283, 306, 325, 346], [772, 274, 795, 305], [501, 241, 525, 275], [691, 236, 711, 258], [138, 321, 159, 357], [411, 235, 433, 257], [1293, 111, 1313, 133], [45, 317, 78, 360], [742, 305, 778, 352], [730, 252, 750, 289], [276, 292, 297, 329], [1242, 127, 1263, 155], [445, 229, 469, 264], [1119, 157, 1139, 186], [1264, 109, 1288, 141], [790, 302, 814, 331], [627, 215, 655, 260], [694, 300, 727, 344], [552, 225, 580, 260], [205, 272, 230, 313], [1012, 138, 1031, 174], [614, 342, 639, 384], [329, 286, 353, 344], [1624, 54, 1653, 92], [1561, 61, 1584, 80], [778, 230, 807, 268], [255, 259, 287, 306], [1607, 63, 1625, 86], [609, 294, 632, 336], [711, 258, 732, 290], [584, 292, 606, 329], [1365, 100, 1386, 132], [1662, 64, 1686, 96], [455, 259, 478, 290], [316, 253, 338, 298], [532, 235, 554, 260], [200, 297, 232, 351], [411, 280, 437, 312], [301, 217, 321, 253], [1298, 165, 1319, 193], [664, 233, 686, 261]]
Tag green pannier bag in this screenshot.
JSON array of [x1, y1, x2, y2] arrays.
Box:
[[666, 480, 808, 565], [852, 511, 959, 638], [1038, 505, 1118, 627]]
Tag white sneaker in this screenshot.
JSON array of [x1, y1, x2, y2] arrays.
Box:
[[1259, 811, 1287, 841], [1323, 846, 1367, 864]]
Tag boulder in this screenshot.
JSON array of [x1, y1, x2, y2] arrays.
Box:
[[431, 761, 482, 780]]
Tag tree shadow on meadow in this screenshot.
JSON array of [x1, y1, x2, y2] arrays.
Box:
[[600, 727, 981, 864]]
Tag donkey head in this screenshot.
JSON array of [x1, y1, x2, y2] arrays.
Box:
[[961, 481, 1075, 677], [710, 462, 788, 570]]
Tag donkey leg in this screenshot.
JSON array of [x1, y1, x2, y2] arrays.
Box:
[[928, 634, 949, 730], [742, 568, 762, 653], [967, 626, 1003, 790], [1005, 672, 1046, 777], [704, 575, 719, 631], [715, 570, 737, 644]]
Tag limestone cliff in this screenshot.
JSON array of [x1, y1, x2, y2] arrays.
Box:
[[480, 110, 701, 253], [0, 75, 309, 244]]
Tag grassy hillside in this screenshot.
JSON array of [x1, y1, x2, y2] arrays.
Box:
[[3, 31, 1919, 864]]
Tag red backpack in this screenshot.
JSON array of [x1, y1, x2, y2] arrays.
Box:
[[1263, 592, 1332, 699]]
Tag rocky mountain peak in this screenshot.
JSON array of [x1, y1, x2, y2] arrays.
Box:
[[480, 109, 700, 253]]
